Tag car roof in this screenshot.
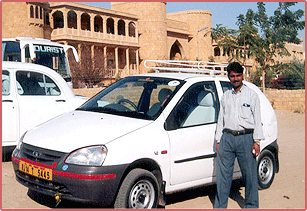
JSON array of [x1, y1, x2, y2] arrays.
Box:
[[2, 61, 53, 71]]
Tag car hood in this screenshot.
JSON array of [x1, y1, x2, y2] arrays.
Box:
[[23, 110, 152, 153]]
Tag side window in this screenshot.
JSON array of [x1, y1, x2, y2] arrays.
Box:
[[165, 81, 219, 130], [220, 81, 232, 93], [16, 71, 61, 96], [2, 70, 10, 96]]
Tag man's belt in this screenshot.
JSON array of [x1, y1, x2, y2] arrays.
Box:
[[223, 128, 254, 136]]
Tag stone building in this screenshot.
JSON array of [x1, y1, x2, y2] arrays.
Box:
[[2, 2, 305, 86]]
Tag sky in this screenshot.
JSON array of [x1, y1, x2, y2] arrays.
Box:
[[79, 1, 305, 49]]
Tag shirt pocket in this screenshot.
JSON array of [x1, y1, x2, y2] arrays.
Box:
[[240, 103, 252, 119]]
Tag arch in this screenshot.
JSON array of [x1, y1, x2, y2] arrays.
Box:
[[53, 11, 64, 29], [35, 6, 39, 18], [107, 18, 114, 34], [67, 11, 77, 29], [118, 19, 125, 36], [128, 22, 136, 37], [94, 15, 103, 32], [81, 13, 90, 30], [170, 40, 183, 60], [214, 47, 220, 56], [30, 6, 34, 18]]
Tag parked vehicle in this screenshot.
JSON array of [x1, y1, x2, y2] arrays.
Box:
[[2, 37, 79, 87], [2, 61, 88, 160], [12, 61, 278, 208]]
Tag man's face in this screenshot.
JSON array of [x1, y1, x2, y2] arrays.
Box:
[[228, 71, 243, 90]]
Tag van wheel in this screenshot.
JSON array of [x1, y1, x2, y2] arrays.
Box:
[[258, 150, 276, 189], [114, 169, 159, 209]]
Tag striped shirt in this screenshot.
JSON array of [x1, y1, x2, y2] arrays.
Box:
[[215, 84, 265, 143]]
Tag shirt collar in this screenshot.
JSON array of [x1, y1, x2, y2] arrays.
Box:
[[231, 83, 246, 94]]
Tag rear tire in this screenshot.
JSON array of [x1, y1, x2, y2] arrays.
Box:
[[257, 150, 276, 189], [114, 168, 159, 209]]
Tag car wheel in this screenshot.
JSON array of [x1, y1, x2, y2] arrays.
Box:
[[257, 150, 276, 189], [114, 168, 159, 209]]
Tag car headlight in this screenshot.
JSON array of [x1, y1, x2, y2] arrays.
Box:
[[65, 145, 107, 166], [16, 131, 27, 150]]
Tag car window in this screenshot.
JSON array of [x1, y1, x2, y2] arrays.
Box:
[[165, 81, 219, 130], [220, 81, 232, 93], [16, 71, 61, 96], [2, 70, 10, 96], [78, 76, 184, 120]]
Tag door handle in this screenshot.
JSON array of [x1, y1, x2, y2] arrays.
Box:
[[56, 99, 66, 102], [2, 100, 13, 102]]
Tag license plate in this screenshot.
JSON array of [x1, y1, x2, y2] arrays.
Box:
[[19, 160, 52, 181]]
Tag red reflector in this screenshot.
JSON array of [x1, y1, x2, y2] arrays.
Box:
[[161, 150, 167, 155]]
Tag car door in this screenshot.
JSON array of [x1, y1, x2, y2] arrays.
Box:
[[15, 69, 69, 136], [165, 81, 220, 185], [2, 69, 19, 145]]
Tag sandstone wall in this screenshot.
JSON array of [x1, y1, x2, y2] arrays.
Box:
[[266, 89, 305, 113]]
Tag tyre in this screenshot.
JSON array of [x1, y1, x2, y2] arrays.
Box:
[[257, 150, 276, 189], [114, 168, 159, 209]]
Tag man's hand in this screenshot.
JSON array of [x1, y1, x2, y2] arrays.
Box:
[[252, 141, 260, 157], [216, 143, 219, 153]]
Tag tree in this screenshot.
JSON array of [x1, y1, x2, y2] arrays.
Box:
[[253, 2, 305, 93], [212, 2, 305, 93]]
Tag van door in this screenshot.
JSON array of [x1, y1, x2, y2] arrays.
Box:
[[15, 70, 69, 136], [2, 69, 19, 146], [165, 81, 220, 185]]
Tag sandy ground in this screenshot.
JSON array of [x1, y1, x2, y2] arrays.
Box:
[[2, 110, 305, 209]]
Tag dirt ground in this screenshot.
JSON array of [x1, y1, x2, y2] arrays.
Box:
[[2, 110, 305, 209]]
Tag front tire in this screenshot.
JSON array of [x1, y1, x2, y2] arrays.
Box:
[[114, 168, 159, 209], [257, 150, 276, 189]]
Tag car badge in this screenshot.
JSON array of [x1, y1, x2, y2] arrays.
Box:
[[33, 151, 41, 158]]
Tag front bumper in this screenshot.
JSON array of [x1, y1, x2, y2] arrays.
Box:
[[12, 143, 128, 206]]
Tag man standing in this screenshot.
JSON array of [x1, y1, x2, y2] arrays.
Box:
[[214, 62, 264, 208]]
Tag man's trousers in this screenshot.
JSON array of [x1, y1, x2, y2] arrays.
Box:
[[214, 132, 259, 209]]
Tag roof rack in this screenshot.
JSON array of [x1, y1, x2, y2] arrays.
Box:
[[144, 60, 246, 76]]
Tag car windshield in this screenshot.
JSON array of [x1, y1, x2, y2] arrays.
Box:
[[77, 76, 184, 120]]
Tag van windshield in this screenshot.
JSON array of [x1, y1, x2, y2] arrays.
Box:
[[32, 44, 68, 77], [2, 41, 69, 78], [77, 76, 184, 120]]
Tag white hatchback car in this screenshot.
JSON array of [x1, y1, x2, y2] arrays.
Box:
[[12, 61, 278, 208], [2, 61, 88, 160]]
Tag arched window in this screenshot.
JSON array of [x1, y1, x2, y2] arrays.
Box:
[[67, 11, 77, 29], [81, 13, 90, 31], [128, 22, 136, 37], [40, 7, 42, 19], [107, 18, 114, 34], [118, 19, 125, 36], [170, 40, 183, 60], [45, 11, 50, 25], [53, 11, 64, 29], [35, 6, 39, 18], [94, 15, 103, 32], [30, 6, 34, 18], [214, 47, 221, 56]]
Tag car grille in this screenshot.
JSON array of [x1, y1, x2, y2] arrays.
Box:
[[17, 143, 71, 195], [21, 143, 65, 165]]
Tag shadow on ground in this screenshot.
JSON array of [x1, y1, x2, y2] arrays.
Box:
[[27, 179, 245, 208]]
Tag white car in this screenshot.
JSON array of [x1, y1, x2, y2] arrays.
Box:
[[2, 61, 88, 160], [12, 61, 279, 208]]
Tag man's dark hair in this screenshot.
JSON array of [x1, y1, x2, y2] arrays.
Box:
[[226, 62, 243, 74]]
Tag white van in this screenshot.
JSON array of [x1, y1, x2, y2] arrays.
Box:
[[2, 62, 87, 160]]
